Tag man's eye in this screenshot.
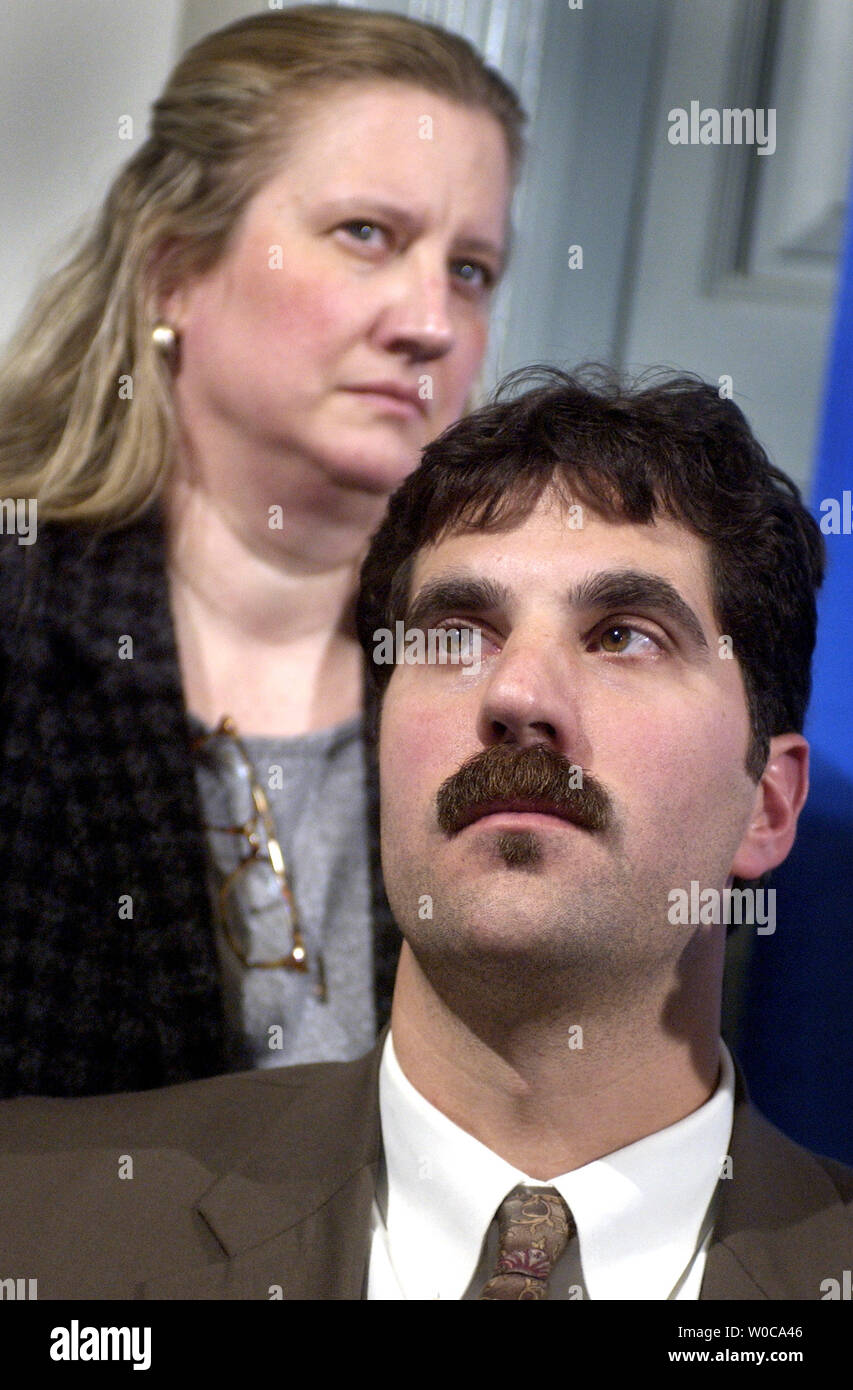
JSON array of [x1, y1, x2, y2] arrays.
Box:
[[597, 625, 660, 655], [435, 620, 483, 640]]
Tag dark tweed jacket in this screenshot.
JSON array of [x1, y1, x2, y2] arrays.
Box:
[[0, 510, 398, 1098]]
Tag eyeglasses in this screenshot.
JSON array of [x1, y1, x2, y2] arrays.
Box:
[[191, 715, 326, 1000]]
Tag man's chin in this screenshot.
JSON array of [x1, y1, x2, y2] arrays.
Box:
[[493, 829, 543, 870], [451, 816, 596, 872]]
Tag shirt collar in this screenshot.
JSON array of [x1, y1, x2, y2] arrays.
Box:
[[378, 1032, 734, 1300]]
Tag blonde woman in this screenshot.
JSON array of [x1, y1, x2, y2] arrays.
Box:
[[0, 6, 524, 1096]]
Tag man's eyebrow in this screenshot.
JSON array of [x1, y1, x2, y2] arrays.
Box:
[[404, 577, 510, 631], [405, 569, 710, 650], [567, 570, 710, 652]]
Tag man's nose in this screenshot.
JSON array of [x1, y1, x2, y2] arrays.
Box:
[[376, 252, 456, 361], [475, 634, 582, 755]]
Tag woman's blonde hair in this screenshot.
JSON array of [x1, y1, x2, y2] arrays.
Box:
[[0, 5, 525, 529]]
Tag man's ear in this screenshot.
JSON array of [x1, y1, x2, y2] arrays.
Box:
[[730, 733, 810, 881]]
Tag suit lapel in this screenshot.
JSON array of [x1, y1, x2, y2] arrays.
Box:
[[140, 1042, 385, 1299], [140, 1167, 378, 1299], [701, 1067, 850, 1299]]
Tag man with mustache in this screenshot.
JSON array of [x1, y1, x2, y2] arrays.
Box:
[[0, 367, 850, 1301]]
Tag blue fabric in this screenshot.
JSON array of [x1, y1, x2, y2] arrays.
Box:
[[739, 156, 853, 1163]]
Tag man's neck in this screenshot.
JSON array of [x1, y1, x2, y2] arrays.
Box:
[[390, 943, 723, 1180]]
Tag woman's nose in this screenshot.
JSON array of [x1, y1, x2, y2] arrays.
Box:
[[376, 255, 456, 361]]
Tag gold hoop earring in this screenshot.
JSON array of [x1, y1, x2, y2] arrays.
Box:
[[152, 322, 178, 360]]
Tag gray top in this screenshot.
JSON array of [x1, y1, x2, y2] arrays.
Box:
[[190, 713, 376, 1070]]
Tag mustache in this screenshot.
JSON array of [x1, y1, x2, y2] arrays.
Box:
[[435, 745, 613, 836]]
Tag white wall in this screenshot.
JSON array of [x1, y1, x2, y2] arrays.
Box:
[[621, 0, 843, 493], [0, 0, 183, 346]]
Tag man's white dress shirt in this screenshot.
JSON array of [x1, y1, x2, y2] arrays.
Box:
[[367, 1033, 735, 1300]]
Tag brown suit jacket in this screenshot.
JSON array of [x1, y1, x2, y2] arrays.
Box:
[[0, 1039, 850, 1300]]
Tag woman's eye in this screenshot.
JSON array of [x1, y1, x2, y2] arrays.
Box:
[[451, 260, 494, 291], [339, 221, 387, 247], [597, 624, 660, 656]]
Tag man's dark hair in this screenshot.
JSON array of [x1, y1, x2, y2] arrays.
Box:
[[357, 365, 825, 781]]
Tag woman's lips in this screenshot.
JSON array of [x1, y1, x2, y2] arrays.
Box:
[[344, 382, 426, 416]]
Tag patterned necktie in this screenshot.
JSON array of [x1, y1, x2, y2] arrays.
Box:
[[479, 1185, 575, 1300]]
